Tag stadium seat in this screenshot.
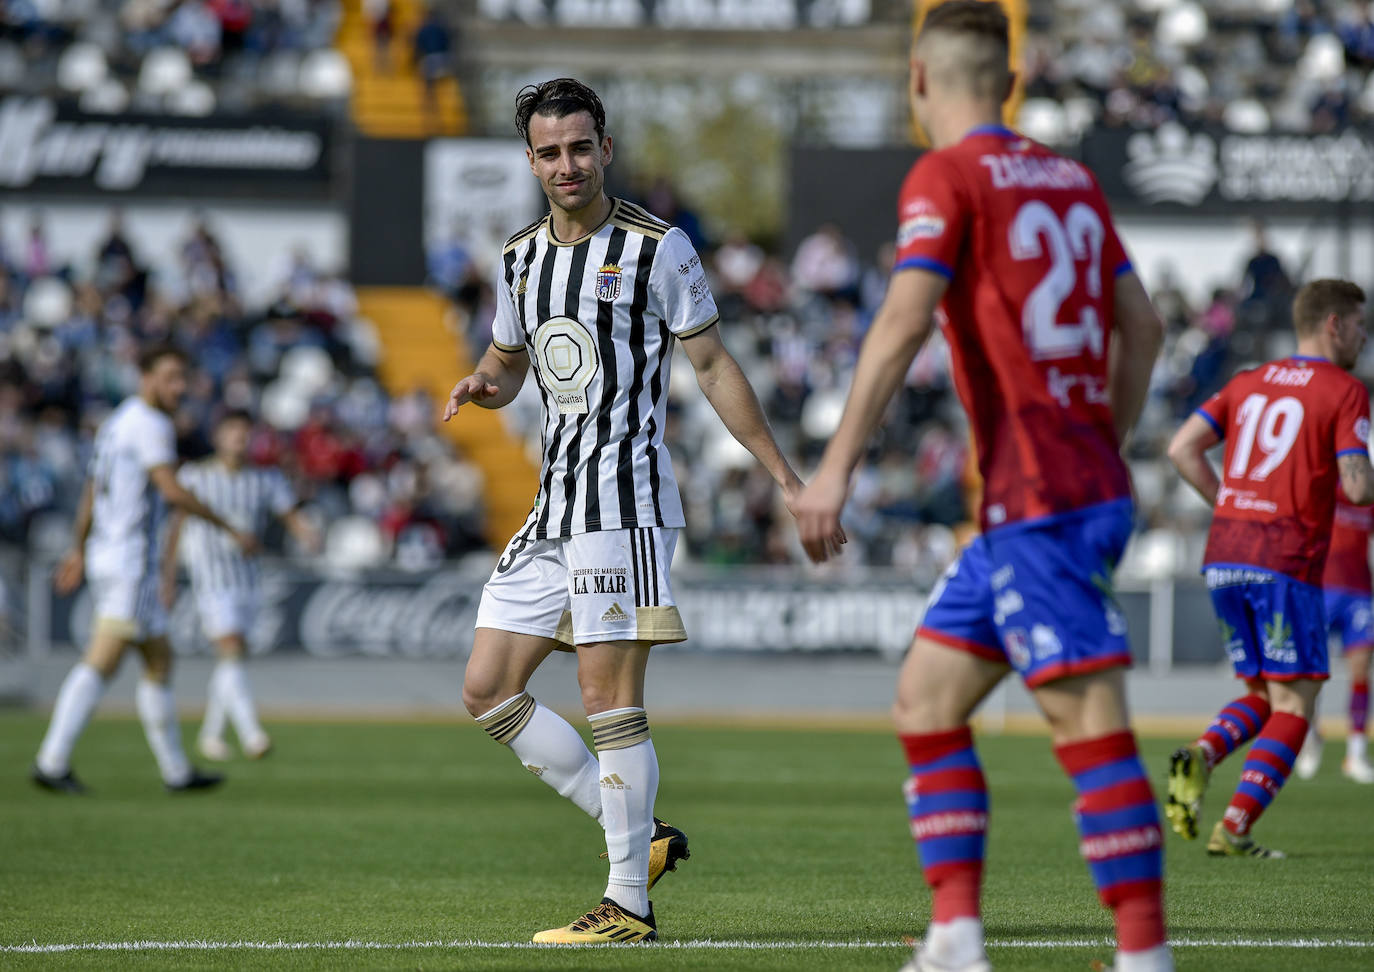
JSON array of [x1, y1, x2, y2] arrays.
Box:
[[325, 517, 388, 569], [259, 51, 304, 99], [79, 78, 130, 115], [138, 48, 193, 97], [280, 346, 336, 395], [1016, 98, 1070, 145], [1157, 2, 1208, 47], [22, 277, 73, 328], [299, 50, 352, 100], [56, 43, 108, 94], [259, 380, 312, 431], [166, 80, 217, 117], [1223, 99, 1270, 134], [1299, 34, 1346, 82]]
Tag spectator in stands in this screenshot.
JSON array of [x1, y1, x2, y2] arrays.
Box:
[[365, 0, 393, 73], [413, 5, 453, 128], [790, 222, 860, 306], [1239, 219, 1293, 331], [168, 0, 223, 68]]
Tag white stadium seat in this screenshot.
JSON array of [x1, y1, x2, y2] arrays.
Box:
[[166, 79, 217, 116], [325, 516, 388, 569], [78, 78, 130, 114], [1222, 98, 1270, 133], [138, 47, 192, 96], [56, 42, 108, 94], [1299, 34, 1345, 82], [1157, 2, 1208, 47], [280, 345, 336, 395], [1016, 98, 1069, 145], [23, 277, 73, 328], [299, 49, 352, 100]]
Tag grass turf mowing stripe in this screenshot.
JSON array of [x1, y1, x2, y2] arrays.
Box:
[[5, 939, 1373, 953]]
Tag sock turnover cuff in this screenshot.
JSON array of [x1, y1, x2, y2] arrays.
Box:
[[588, 707, 651, 751], [475, 692, 536, 744]]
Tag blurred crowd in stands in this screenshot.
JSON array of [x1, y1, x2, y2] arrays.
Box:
[[0, 0, 350, 114], [0, 209, 487, 572], [1017, 0, 1374, 143]]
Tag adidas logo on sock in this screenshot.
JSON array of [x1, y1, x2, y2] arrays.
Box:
[[601, 602, 631, 623], [600, 773, 631, 790]]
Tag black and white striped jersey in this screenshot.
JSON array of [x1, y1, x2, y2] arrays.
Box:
[[176, 460, 296, 592], [492, 198, 719, 540]]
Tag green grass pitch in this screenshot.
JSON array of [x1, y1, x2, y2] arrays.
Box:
[[1, 711, 1371, 970]]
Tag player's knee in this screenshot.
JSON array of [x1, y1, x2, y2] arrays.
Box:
[[140, 645, 173, 683], [215, 637, 247, 661], [892, 690, 959, 734]]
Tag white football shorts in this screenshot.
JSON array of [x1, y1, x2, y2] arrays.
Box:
[[195, 586, 259, 641], [88, 569, 167, 642], [476, 527, 686, 650]]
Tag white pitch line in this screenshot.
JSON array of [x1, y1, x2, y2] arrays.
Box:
[[2, 938, 1372, 954]]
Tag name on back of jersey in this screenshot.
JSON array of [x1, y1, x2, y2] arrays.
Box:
[[1262, 364, 1315, 387]]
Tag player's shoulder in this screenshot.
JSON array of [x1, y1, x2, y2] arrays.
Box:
[[503, 214, 548, 253], [610, 199, 671, 241]]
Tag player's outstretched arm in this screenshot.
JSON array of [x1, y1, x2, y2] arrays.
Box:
[[680, 325, 805, 497], [442, 344, 529, 419], [1339, 453, 1374, 505], [1108, 272, 1166, 448], [149, 465, 259, 555], [53, 479, 94, 595], [794, 268, 944, 563], [1166, 413, 1222, 506]]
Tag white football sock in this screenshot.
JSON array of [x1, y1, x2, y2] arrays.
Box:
[[215, 659, 267, 749], [136, 679, 191, 786], [506, 701, 603, 822], [200, 667, 228, 743], [36, 663, 106, 776], [1115, 944, 1175, 972], [921, 917, 987, 967], [590, 707, 658, 918], [1349, 733, 1368, 763]]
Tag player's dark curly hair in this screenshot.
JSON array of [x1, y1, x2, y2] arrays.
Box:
[[137, 341, 188, 373], [514, 78, 606, 146]]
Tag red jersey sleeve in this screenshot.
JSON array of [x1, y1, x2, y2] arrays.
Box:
[[893, 152, 969, 280], [1335, 379, 1372, 458], [1196, 383, 1230, 440]]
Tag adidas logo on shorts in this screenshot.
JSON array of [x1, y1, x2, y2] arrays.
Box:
[[601, 602, 630, 623]]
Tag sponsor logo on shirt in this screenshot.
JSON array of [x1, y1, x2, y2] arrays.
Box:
[[897, 197, 946, 246], [677, 255, 701, 276], [689, 277, 710, 305]]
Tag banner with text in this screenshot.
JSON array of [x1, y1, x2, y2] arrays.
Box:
[[0, 97, 336, 199], [1080, 122, 1374, 216]]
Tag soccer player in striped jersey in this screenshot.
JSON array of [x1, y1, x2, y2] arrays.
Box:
[[162, 409, 319, 762], [795, 4, 1171, 970], [1168, 279, 1374, 857], [33, 344, 255, 794], [444, 78, 840, 945], [1294, 485, 1374, 783]]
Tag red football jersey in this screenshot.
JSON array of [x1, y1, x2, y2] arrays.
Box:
[[1198, 356, 1371, 586], [1322, 485, 1373, 594], [894, 126, 1132, 530]]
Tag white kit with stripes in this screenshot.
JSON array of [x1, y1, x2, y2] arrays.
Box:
[[84, 396, 177, 638], [176, 460, 296, 639], [491, 198, 718, 540], [477, 199, 714, 648]]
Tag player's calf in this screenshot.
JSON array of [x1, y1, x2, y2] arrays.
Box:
[[1055, 731, 1169, 965]]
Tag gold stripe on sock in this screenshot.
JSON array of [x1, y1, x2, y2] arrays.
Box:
[[476, 693, 537, 745], [590, 710, 651, 751]]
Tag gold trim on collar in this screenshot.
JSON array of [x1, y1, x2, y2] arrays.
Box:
[[546, 198, 620, 247]]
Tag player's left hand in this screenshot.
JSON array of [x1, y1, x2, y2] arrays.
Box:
[[790, 471, 849, 564], [53, 550, 84, 595]]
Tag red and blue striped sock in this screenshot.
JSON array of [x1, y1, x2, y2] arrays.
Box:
[[1198, 694, 1271, 768], [900, 726, 987, 922], [1055, 731, 1166, 954], [1351, 680, 1369, 735], [1223, 711, 1307, 836]]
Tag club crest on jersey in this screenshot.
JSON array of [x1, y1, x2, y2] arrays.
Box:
[[596, 264, 622, 302]]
